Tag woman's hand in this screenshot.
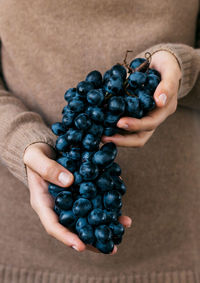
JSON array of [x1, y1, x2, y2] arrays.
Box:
[[23, 142, 132, 254], [102, 50, 182, 147]]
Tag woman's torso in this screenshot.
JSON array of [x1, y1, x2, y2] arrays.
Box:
[[0, 0, 200, 278]]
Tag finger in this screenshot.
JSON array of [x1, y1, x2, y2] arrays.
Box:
[[102, 130, 154, 147], [117, 107, 167, 132], [153, 78, 178, 108], [118, 216, 132, 228], [152, 60, 180, 108], [24, 146, 74, 187]]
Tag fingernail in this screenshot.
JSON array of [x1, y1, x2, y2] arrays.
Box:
[[58, 172, 72, 186], [72, 245, 79, 251], [159, 93, 167, 105], [110, 245, 117, 255], [118, 123, 129, 129]]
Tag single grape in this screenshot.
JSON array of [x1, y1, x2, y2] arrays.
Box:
[[72, 198, 93, 217], [85, 70, 102, 89], [59, 211, 77, 228], [79, 182, 97, 199], [51, 122, 66, 136]]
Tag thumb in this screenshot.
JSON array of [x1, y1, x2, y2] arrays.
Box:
[[153, 81, 168, 108], [153, 67, 180, 108], [24, 145, 74, 187], [153, 70, 179, 108]]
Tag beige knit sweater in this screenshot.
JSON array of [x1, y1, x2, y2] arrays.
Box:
[[0, 0, 200, 282]]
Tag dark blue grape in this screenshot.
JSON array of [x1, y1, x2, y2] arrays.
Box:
[[73, 171, 83, 185], [59, 211, 77, 228], [68, 99, 85, 113], [88, 123, 104, 137], [88, 208, 107, 226], [55, 191, 73, 210], [77, 81, 94, 96], [105, 210, 118, 223], [64, 88, 77, 102], [112, 176, 126, 195], [54, 204, 62, 216], [57, 156, 77, 173], [130, 58, 146, 69], [95, 225, 112, 243], [79, 161, 99, 181], [104, 112, 121, 127], [96, 173, 114, 193], [103, 127, 117, 136], [75, 217, 88, 232], [128, 71, 147, 88], [68, 148, 81, 161], [87, 89, 104, 106], [148, 68, 161, 79], [62, 111, 76, 127], [138, 90, 155, 111], [113, 236, 122, 245], [51, 122, 66, 136], [109, 222, 125, 237], [78, 225, 94, 244], [88, 107, 104, 123], [110, 64, 127, 81], [101, 142, 117, 157], [85, 70, 102, 89], [82, 134, 100, 151], [125, 96, 143, 118], [48, 183, 65, 199], [103, 70, 111, 83], [55, 135, 69, 152], [91, 195, 103, 209], [79, 182, 97, 199], [108, 96, 126, 115], [81, 151, 95, 162], [103, 190, 122, 211], [146, 74, 161, 92], [72, 198, 92, 217], [66, 128, 83, 144], [135, 87, 151, 96], [103, 76, 123, 95], [92, 150, 115, 168], [74, 113, 92, 130], [95, 240, 114, 254], [107, 162, 121, 176]]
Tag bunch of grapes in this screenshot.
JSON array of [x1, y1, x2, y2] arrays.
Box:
[[48, 52, 161, 253]]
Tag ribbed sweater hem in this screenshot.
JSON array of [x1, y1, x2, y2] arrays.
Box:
[[0, 263, 199, 283]]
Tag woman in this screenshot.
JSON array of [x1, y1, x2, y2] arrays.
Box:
[[0, 0, 199, 282]]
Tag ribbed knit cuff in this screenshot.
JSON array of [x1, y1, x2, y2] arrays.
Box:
[[1, 114, 56, 188], [135, 43, 197, 99]]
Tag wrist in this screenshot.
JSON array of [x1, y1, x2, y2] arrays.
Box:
[[151, 49, 182, 80]]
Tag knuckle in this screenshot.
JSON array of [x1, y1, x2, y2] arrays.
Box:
[[42, 162, 55, 179], [30, 196, 37, 211]]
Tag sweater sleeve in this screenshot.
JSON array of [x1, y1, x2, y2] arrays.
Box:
[[0, 41, 56, 187], [134, 42, 200, 111]]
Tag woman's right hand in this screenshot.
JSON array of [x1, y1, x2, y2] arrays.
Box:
[[23, 142, 132, 254]]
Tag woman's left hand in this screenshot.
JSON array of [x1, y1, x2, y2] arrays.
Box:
[[102, 50, 182, 147]]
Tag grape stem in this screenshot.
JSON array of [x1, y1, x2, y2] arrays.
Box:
[[105, 50, 152, 99]]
